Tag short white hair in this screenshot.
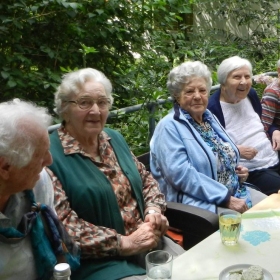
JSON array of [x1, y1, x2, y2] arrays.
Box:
[[167, 61, 212, 100], [54, 68, 114, 119], [217, 56, 252, 85], [0, 99, 52, 168]]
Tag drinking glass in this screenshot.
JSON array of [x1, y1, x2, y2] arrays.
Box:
[[145, 250, 173, 280], [219, 210, 242, 246]]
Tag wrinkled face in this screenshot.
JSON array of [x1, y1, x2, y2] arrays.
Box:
[[177, 77, 208, 121], [221, 66, 252, 103], [63, 80, 110, 139], [7, 128, 53, 194]]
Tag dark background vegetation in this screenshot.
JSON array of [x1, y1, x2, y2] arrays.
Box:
[[1, 0, 279, 154]]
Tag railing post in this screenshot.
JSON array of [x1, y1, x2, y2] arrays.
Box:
[[147, 102, 157, 141]]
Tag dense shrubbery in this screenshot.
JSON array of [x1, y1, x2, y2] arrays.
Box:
[[1, 0, 279, 154]]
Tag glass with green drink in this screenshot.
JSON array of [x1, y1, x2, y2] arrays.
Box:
[[219, 210, 242, 246]]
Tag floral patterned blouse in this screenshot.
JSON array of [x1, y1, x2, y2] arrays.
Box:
[[182, 109, 252, 208]]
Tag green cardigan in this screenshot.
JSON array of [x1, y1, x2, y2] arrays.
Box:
[[49, 128, 146, 280]]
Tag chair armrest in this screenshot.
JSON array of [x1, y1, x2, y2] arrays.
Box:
[[165, 201, 219, 250]]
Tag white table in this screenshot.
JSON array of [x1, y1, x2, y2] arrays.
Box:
[[247, 193, 280, 212], [172, 209, 280, 279]]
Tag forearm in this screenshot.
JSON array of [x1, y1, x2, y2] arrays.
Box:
[[59, 207, 121, 258], [143, 185, 166, 213]]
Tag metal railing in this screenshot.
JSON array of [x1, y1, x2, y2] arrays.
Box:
[[48, 72, 278, 138]]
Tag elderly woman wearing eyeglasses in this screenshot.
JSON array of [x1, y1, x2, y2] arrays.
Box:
[[46, 68, 184, 280], [150, 61, 266, 215]]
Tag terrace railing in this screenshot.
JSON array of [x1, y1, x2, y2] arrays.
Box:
[[48, 71, 278, 140]]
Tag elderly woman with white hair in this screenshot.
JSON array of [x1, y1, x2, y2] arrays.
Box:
[[208, 55, 280, 195], [150, 61, 266, 215], [47, 68, 184, 280]]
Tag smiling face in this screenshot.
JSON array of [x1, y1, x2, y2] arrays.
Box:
[[221, 66, 252, 104], [63, 80, 110, 140], [177, 77, 209, 123]]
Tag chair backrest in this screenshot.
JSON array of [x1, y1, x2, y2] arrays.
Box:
[[137, 152, 150, 171]]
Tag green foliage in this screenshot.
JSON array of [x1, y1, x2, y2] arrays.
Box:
[[189, 0, 280, 73], [1, 0, 280, 155], [0, 0, 191, 145], [0, 0, 193, 154]]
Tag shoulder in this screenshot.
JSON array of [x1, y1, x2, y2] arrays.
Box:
[[247, 87, 259, 99], [247, 88, 262, 113], [264, 80, 280, 95], [208, 90, 223, 116], [208, 89, 221, 107], [155, 111, 175, 128], [152, 112, 182, 143], [49, 129, 59, 140], [209, 89, 220, 100], [205, 109, 217, 121], [103, 128, 127, 145], [205, 109, 221, 126], [104, 127, 123, 138], [210, 89, 220, 96], [33, 168, 54, 209], [103, 128, 131, 152]]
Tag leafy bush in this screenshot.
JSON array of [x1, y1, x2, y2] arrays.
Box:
[[1, 0, 280, 155]]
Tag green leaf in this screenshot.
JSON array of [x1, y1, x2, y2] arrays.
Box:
[[96, 9, 104, 15], [7, 80, 17, 88], [69, 3, 80, 9], [1, 71, 10, 79]]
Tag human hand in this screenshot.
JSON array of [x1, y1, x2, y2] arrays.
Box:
[[144, 211, 169, 235], [235, 165, 249, 183], [272, 130, 280, 150], [237, 145, 258, 160], [119, 222, 161, 256], [226, 196, 248, 213]]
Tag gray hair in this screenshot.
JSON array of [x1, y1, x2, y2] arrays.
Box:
[[0, 99, 52, 168], [277, 59, 280, 68], [54, 68, 114, 118], [167, 61, 212, 100], [217, 56, 253, 85]]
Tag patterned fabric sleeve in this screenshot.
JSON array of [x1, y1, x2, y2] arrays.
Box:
[[261, 80, 280, 135], [130, 153, 167, 213], [45, 167, 122, 259], [261, 89, 278, 132]]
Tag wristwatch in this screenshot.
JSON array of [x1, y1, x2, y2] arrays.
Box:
[[145, 209, 160, 216]]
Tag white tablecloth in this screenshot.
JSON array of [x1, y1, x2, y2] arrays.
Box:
[[172, 209, 280, 279]]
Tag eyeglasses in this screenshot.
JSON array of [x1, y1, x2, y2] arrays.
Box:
[[67, 97, 111, 110]]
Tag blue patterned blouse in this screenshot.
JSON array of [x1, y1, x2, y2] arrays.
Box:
[[182, 109, 252, 207]]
